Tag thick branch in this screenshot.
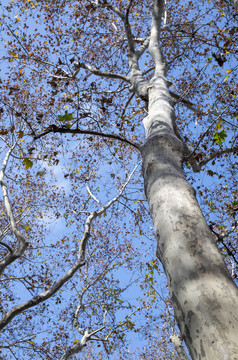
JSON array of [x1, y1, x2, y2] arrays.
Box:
[[0, 204, 95, 330], [34, 125, 140, 150], [0, 241, 13, 254], [59, 332, 91, 360], [170, 334, 190, 360], [149, 0, 166, 75], [136, 36, 150, 59], [0, 141, 28, 275], [60, 323, 107, 360], [0, 164, 140, 331], [96, 0, 148, 98]]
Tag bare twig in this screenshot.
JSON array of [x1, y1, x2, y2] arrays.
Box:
[[209, 226, 238, 266], [185, 106, 229, 161]]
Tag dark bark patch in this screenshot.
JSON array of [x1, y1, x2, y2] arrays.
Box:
[[185, 324, 193, 346], [200, 340, 206, 357]]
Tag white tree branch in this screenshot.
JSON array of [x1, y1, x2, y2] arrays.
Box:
[[149, 0, 167, 75], [73, 62, 130, 83], [136, 36, 150, 59], [0, 141, 28, 274], [86, 182, 104, 209], [94, 0, 148, 98], [170, 333, 190, 360], [0, 163, 140, 331]]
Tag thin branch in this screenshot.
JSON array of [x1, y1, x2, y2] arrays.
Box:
[[185, 106, 229, 161], [73, 62, 130, 83], [163, 0, 167, 26], [5, 24, 28, 56], [209, 226, 238, 266], [170, 90, 200, 113], [30, 57, 72, 79], [209, 110, 238, 129], [171, 89, 238, 122], [121, 92, 135, 118], [34, 125, 140, 150], [95, 161, 142, 216], [73, 255, 122, 332], [199, 145, 238, 168], [0, 205, 33, 243], [93, 1, 125, 19], [86, 182, 104, 209], [221, 225, 237, 239]]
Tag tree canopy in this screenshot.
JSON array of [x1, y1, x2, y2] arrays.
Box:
[[0, 0, 237, 359]]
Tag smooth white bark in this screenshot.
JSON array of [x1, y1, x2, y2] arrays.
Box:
[[139, 1, 238, 358], [0, 141, 28, 274], [232, 0, 238, 12], [141, 50, 238, 360]]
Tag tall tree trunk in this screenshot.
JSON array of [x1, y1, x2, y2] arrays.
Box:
[[141, 74, 238, 359]]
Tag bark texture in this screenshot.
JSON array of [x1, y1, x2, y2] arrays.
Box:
[[141, 74, 238, 359], [232, 0, 238, 12]]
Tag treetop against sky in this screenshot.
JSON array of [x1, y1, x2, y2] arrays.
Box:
[[0, 0, 237, 359]]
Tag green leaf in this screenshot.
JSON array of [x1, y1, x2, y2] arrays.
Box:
[[213, 130, 227, 145], [23, 158, 33, 170], [216, 121, 223, 130], [57, 111, 73, 122], [36, 170, 46, 176]]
